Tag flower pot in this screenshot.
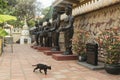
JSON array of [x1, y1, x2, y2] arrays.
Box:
[[78, 55, 87, 62], [104, 64, 120, 75]]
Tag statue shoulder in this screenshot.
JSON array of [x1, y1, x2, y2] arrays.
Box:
[[47, 22, 51, 26], [69, 16, 74, 22], [70, 16, 74, 20]]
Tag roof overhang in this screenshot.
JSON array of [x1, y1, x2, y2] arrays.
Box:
[[52, 0, 92, 8], [52, 0, 92, 14]]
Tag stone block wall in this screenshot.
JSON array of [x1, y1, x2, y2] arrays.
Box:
[[74, 4, 120, 33], [73, 3, 120, 61], [12, 28, 22, 43]]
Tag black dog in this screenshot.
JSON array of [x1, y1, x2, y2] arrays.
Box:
[[32, 63, 51, 75]]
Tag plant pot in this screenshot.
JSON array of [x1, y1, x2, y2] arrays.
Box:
[[104, 64, 120, 75], [78, 55, 87, 62]]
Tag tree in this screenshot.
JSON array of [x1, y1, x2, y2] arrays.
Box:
[[7, 0, 42, 28], [14, 0, 41, 21], [41, 7, 50, 16], [0, 0, 42, 28], [40, 6, 53, 22], [0, 0, 10, 14], [7, 0, 17, 7]]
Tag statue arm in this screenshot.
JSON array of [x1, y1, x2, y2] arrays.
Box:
[[50, 22, 58, 32], [50, 27, 56, 32], [57, 15, 60, 27], [37, 29, 42, 34], [62, 16, 74, 31]]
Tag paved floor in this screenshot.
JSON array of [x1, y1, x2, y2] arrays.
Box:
[[0, 44, 119, 80]]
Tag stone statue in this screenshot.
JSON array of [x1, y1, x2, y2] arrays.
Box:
[[38, 22, 44, 47], [34, 21, 39, 46], [50, 7, 61, 51], [46, 19, 52, 47], [58, 4, 74, 55], [44, 19, 52, 47]]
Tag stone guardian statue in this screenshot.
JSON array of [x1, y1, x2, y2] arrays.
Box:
[[38, 22, 44, 47], [34, 21, 39, 46], [58, 4, 74, 55], [50, 7, 61, 51]]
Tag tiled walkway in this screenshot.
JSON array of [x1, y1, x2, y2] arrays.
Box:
[[0, 44, 119, 80]]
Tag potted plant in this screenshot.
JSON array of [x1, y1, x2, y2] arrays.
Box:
[[98, 27, 120, 75], [72, 28, 89, 62]]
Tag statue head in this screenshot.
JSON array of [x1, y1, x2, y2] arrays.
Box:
[[35, 21, 38, 24], [46, 18, 49, 22], [39, 22, 43, 26], [52, 7, 60, 20], [65, 4, 72, 15], [52, 11, 58, 20], [35, 21, 39, 27]]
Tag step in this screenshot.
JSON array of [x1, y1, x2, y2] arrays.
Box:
[[52, 54, 78, 61], [44, 51, 63, 55]]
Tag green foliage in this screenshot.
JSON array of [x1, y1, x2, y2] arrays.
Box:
[[0, 14, 17, 23], [7, 20, 24, 28], [27, 20, 35, 28], [0, 0, 17, 15], [7, 0, 17, 7], [14, 0, 38, 21], [0, 28, 8, 37], [41, 7, 50, 15], [72, 28, 90, 56], [40, 6, 53, 22], [0, 0, 42, 28], [98, 28, 120, 64], [0, 0, 9, 14], [0, 0, 39, 28]]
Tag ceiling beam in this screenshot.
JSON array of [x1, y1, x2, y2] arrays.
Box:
[[65, 0, 80, 4], [52, 0, 63, 7], [62, 0, 74, 5], [56, 4, 66, 8], [79, 0, 92, 5]]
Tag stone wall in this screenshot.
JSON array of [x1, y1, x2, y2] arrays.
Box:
[[74, 4, 120, 33], [12, 33, 21, 43], [73, 3, 120, 61], [12, 28, 22, 43]]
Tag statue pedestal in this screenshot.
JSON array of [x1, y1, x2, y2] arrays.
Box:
[[32, 45, 39, 49], [44, 51, 63, 56], [52, 54, 78, 61], [31, 45, 34, 48], [37, 47, 51, 52]]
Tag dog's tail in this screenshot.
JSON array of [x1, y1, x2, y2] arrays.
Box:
[[32, 65, 37, 66]]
